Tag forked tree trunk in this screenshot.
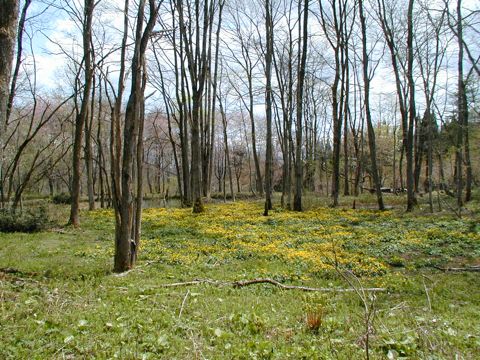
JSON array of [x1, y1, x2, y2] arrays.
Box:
[[114, 0, 158, 272]]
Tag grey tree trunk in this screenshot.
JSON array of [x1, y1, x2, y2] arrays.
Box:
[[264, 0, 273, 216], [114, 0, 158, 272], [359, 0, 384, 211], [293, 0, 309, 212], [406, 0, 417, 212], [455, 0, 465, 209], [85, 74, 96, 211], [69, 0, 95, 226]]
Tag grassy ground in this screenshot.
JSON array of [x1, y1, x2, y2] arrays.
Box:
[[1, 196, 479, 359]]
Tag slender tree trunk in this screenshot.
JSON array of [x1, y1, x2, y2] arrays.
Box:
[[406, 0, 417, 211], [293, 0, 309, 211], [220, 98, 234, 202], [249, 81, 263, 197], [264, 0, 273, 215], [359, 0, 384, 211], [85, 74, 96, 211], [455, 0, 466, 209], [426, 113, 434, 212], [69, 0, 95, 226], [96, 78, 106, 208]]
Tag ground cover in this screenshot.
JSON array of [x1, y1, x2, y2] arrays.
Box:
[[1, 200, 479, 359]]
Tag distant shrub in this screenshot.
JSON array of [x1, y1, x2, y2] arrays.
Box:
[[52, 192, 71, 204], [388, 255, 405, 267], [0, 207, 49, 233]]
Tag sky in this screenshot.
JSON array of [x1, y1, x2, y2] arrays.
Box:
[[19, 0, 479, 124]]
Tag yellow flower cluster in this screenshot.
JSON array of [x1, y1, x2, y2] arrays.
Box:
[[88, 202, 394, 276]]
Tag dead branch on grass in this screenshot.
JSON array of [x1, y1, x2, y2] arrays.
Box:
[[152, 278, 386, 292]]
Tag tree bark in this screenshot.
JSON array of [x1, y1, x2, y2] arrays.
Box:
[[114, 0, 158, 272], [0, 0, 19, 132], [85, 73, 96, 211], [264, 0, 274, 216], [406, 0, 417, 211], [455, 0, 465, 209], [293, 0, 309, 212], [359, 0, 384, 211], [69, 0, 95, 226]]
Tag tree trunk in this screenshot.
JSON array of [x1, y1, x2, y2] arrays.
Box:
[[359, 0, 384, 211], [0, 0, 19, 131], [114, 0, 158, 272], [406, 0, 417, 212], [293, 0, 309, 212], [69, 0, 95, 226], [85, 74, 96, 211], [264, 0, 273, 216]]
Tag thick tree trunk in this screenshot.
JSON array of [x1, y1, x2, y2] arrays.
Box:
[[114, 0, 158, 272], [0, 0, 19, 131]]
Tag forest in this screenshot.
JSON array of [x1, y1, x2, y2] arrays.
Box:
[[0, 0, 479, 358]]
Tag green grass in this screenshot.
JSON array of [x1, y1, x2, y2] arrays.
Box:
[[1, 199, 479, 359]]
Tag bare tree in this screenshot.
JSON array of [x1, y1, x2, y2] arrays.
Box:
[[263, 0, 274, 215], [293, 0, 309, 211], [69, 0, 95, 226], [114, 0, 160, 272], [175, 0, 216, 213], [358, 0, 384, 210]]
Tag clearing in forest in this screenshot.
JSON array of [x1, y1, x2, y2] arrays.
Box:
[[1, 201, 479, 358]]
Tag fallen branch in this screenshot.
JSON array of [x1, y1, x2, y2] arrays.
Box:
[[154, 278, 386, 292], [434, 265, 480, 272], [232, 278, 385, 292], [159, 279, 222, 287], [0, 267, 40, 283], [0, 267, 38, 276]]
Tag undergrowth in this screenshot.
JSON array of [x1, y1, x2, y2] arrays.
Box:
[[0, 199, 479, 359]]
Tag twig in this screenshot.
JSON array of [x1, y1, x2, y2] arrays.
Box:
[[178, 290, 190, 318], [422, 278, 432, 312]]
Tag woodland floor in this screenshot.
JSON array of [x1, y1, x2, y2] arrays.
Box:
[[0, 194, 479, 359]]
